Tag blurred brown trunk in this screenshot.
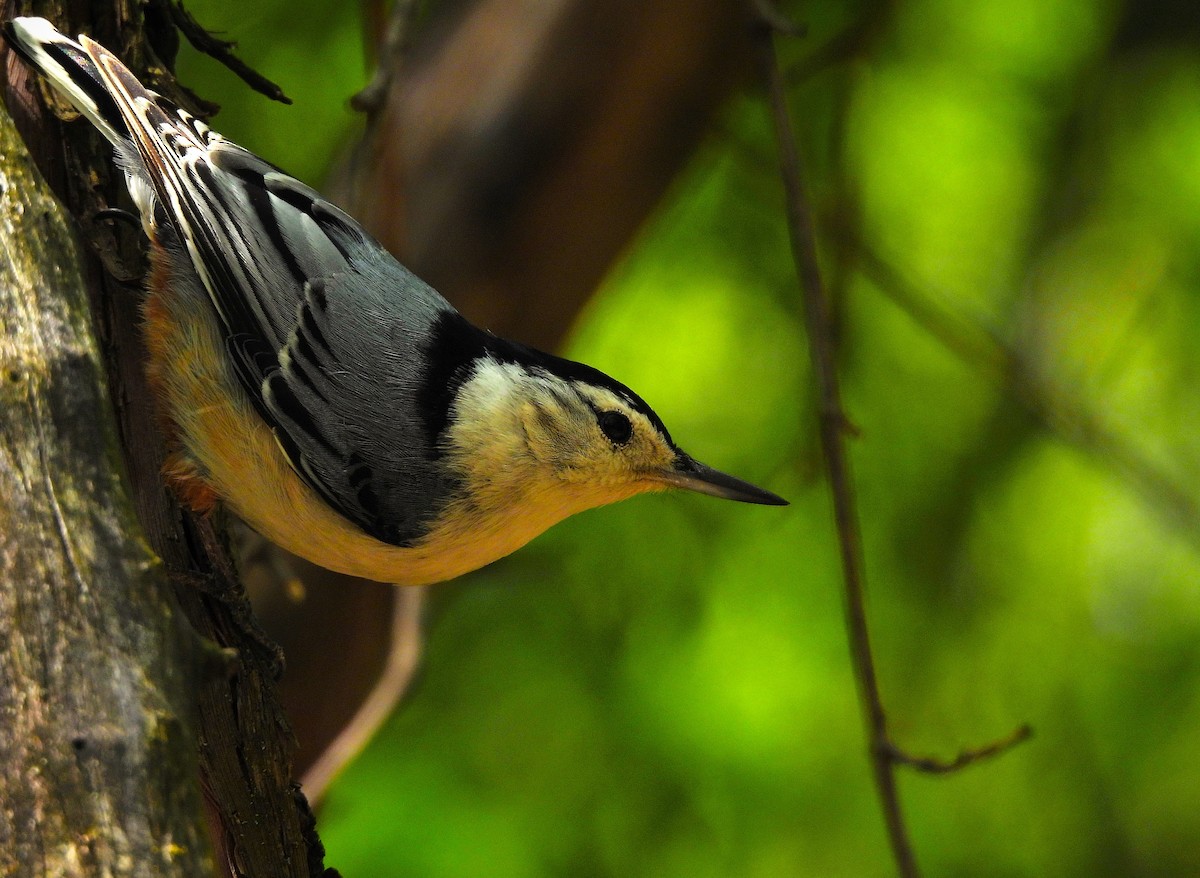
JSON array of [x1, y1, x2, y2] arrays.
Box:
[[267, 0, 756, 801], [347, 0, 754, 348]]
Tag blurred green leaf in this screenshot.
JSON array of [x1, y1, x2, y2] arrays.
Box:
[[173, 0, 1200, 873]]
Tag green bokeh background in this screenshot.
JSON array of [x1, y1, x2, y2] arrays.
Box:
[[178, 1, 1200, 874]]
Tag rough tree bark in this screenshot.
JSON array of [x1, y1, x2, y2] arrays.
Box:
[[1, 2, 331, 875], [0, 94, 214, 878]]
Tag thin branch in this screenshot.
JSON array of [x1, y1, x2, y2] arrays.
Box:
[[888, 724, 1033, 775], [169, 2, 292, 104], [753, 17, 921, 878]]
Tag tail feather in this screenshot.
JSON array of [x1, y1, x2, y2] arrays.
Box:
[[4, 17, 218, 235], [3, 17, 129, 145]]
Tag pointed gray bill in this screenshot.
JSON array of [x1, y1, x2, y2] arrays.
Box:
[[662, 453, 789, 506]]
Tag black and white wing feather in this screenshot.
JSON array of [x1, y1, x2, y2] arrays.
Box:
[[5, 17, 457, 544]]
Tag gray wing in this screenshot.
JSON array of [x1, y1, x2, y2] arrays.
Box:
[[94, 56, 457, 543], [264, 257, 458, 546]]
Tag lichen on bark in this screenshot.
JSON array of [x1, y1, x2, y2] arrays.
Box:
[[0, 101, 214, 877]]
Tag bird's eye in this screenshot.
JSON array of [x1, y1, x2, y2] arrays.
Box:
[[597, 410, 633, 446]]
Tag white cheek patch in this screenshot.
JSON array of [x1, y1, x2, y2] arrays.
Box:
[[452, 358, 524, 424], [444, 357, 536, 469]]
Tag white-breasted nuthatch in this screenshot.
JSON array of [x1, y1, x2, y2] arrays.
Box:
[[5, 17, 787, 586]]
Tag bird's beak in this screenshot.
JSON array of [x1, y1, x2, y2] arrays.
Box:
[[660, 453, 788, 506]]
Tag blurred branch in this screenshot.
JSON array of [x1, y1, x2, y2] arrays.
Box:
[[351, 0, 420, 114], [856, 244, 1200, 552], [854, 245, 1008, 379], [754, 15, 920, 878], [886, 724, 1033, 775], [786, 16, 877, 83], [335, 0, 753, 351], [300, 587, 424, 802], [243, 540, 424, 806], [750, 0, 806, 37]]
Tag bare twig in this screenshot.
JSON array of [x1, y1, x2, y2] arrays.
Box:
[[887, 724, 1033, 775], [169, 2, 292, 104], [753, 17, 921, 878]]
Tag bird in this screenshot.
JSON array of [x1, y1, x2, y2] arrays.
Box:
[[3, 17, 787, 586]]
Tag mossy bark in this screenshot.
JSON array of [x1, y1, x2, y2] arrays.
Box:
[[0, 101, 214, 878], [0, 3, 330, 875]]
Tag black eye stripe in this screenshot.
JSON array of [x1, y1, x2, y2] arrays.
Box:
[[597, 410, 633, 446]]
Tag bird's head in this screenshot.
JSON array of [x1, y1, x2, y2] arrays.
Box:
[[437, 339, 786, 537]]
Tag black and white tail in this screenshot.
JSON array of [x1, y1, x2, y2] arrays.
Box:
[[4, 17, 135, 146], [2, 16, 229, 234]]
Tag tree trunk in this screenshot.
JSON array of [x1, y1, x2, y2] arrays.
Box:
[[0, 97, 213, 877], [1, 2, 330, 875]]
